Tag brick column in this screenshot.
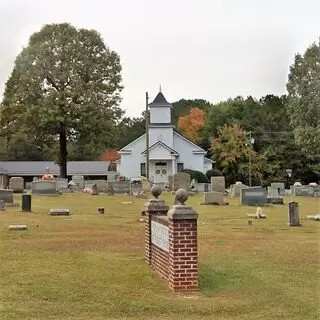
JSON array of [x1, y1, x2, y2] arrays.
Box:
[[144, 197, 169, 265], [167, 199, 198, 292]]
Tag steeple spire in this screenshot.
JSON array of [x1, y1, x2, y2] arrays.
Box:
[[159, 84, 162, 92]]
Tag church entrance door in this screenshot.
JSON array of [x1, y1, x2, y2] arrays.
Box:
[[154, 161, 168, 183]]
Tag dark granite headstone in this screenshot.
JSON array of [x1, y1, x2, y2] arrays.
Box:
[[288, 201, 301, 226], [240, 187, 267, 206]]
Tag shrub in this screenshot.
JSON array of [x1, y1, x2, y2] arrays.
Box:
[[182, 169, 208, 183], [206, 168, 223, 180]]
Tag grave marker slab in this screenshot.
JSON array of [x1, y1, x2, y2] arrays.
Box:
[[211, 176, 225, 193], [240, 187, 267, 206], [270, 182, 285, 196], [0, 200, 5, 211], [49, 208, 70, 216], [288, 201, 301, 226], [32, 180, 58, 195], [306, 215, 320, 221], [0, 189, 13, 203], [9, 177, 24, 193], [91, 184, 99, 195], [108, 181, 131, 194], [168, 173, 191, 191], [71, 175, 85, 189], [9, 225, 27, 231], [294, 186, 315, 197], [267, 186, 284, 204], [247, 213, 267, 219], [230, 182, 248, 197], [201, 191, 227, 205], [55, 178, 70, 193]]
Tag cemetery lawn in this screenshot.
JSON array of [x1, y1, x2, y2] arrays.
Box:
[[0, 193, 319, 320]]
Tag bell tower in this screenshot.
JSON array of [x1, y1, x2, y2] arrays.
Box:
[[148, 90, 174, 147]]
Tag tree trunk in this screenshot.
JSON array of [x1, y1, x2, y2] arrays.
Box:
[[59, 130, 68, 178]]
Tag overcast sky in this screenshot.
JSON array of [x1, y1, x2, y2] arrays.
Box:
[[0, 0, 319, 117]]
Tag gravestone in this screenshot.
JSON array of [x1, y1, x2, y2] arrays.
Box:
[[55, 178, 70, 193], [211, 176, 225, 193], [91, 184, 99, 195], [240, 187, 267, 206], [106, 172, 118, 182], [71, 175, 85, 190], [230, 182, 248, 197], [204, 183, 209, 192], [201, 191, 227, 205], [25, 182, 32, 190], [9, 225, 27, 231], [270, 182, 285, 196], [108, 181, 131, 194], [49, 208, 70, 216], [0, 189, 13, 203], [92, 180, 107, 193], [9, 177, 24, 193], [106, 182, 114, 195], [142, 180, 151, 192], [84, 180, 95, 189], [131, 182, 143, 195], [306, 215, 320, 221], [190, 179, 198, 192], [294, 186, 315, 197], [32, 180, 59, 195], [21, 194, 32, 212], [267, 186, 284, 204], [0, 200, 5, 211], [168, 173, 191, 191], [288, 201, 301, 226]]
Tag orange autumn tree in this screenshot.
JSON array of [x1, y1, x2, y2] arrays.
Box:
[[177, 107, 206, 144]]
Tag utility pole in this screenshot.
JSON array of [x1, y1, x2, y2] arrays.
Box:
[[249, 131, 254, 187], [145, 92, 149, 180], [249, 131, 252, 187]]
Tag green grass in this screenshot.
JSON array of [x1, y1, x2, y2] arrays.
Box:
[[0, 192, 319, 320]]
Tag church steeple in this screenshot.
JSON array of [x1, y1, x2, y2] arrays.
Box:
[[149, 90, 173, 126], [149, 91, 169, 105]]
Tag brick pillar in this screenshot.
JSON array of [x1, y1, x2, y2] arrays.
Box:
[[144, 198, 169, 265], [167, 202, 198, 292]]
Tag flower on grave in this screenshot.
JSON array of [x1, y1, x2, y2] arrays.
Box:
[[83, 187, 92, 194], [42, 174, 54, 180], [118, 176, 127, 181], [131, 177, 142, 184]]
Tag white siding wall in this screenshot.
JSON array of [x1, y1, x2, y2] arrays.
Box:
[[150, 106, 171, 124], [118, 136, 146, 178], [204, 161, 213, 173], [149, 145, 172, 160], [149, 127, 173, 147], [173, 133, 205, 172], [119, 131, 208, 178]]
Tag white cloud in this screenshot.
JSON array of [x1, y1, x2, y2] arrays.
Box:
[[0, 0, 319, 116]]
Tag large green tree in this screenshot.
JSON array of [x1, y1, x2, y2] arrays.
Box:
[[0, 23, 123, 177], [286, 40, 320, 161], [211, 124, 265, 186]]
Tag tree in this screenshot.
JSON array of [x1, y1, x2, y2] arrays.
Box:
[[211, 124, 265, 185], [177, 107, 206, 144], [117, 114, 146, 149], [0, 23, 123, 177], [286, 40, 320, 160], [172, 99, 211, 124]]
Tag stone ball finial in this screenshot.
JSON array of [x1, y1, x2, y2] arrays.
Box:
[[151, 185, 162, 199], [175, 188, 188, 205]]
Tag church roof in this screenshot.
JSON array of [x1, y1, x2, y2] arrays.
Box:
[[141, 141, 179, 155], [149, 91, 171, 106]]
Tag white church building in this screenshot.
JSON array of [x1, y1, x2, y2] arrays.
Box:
[[117, 91, 213, 183]]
